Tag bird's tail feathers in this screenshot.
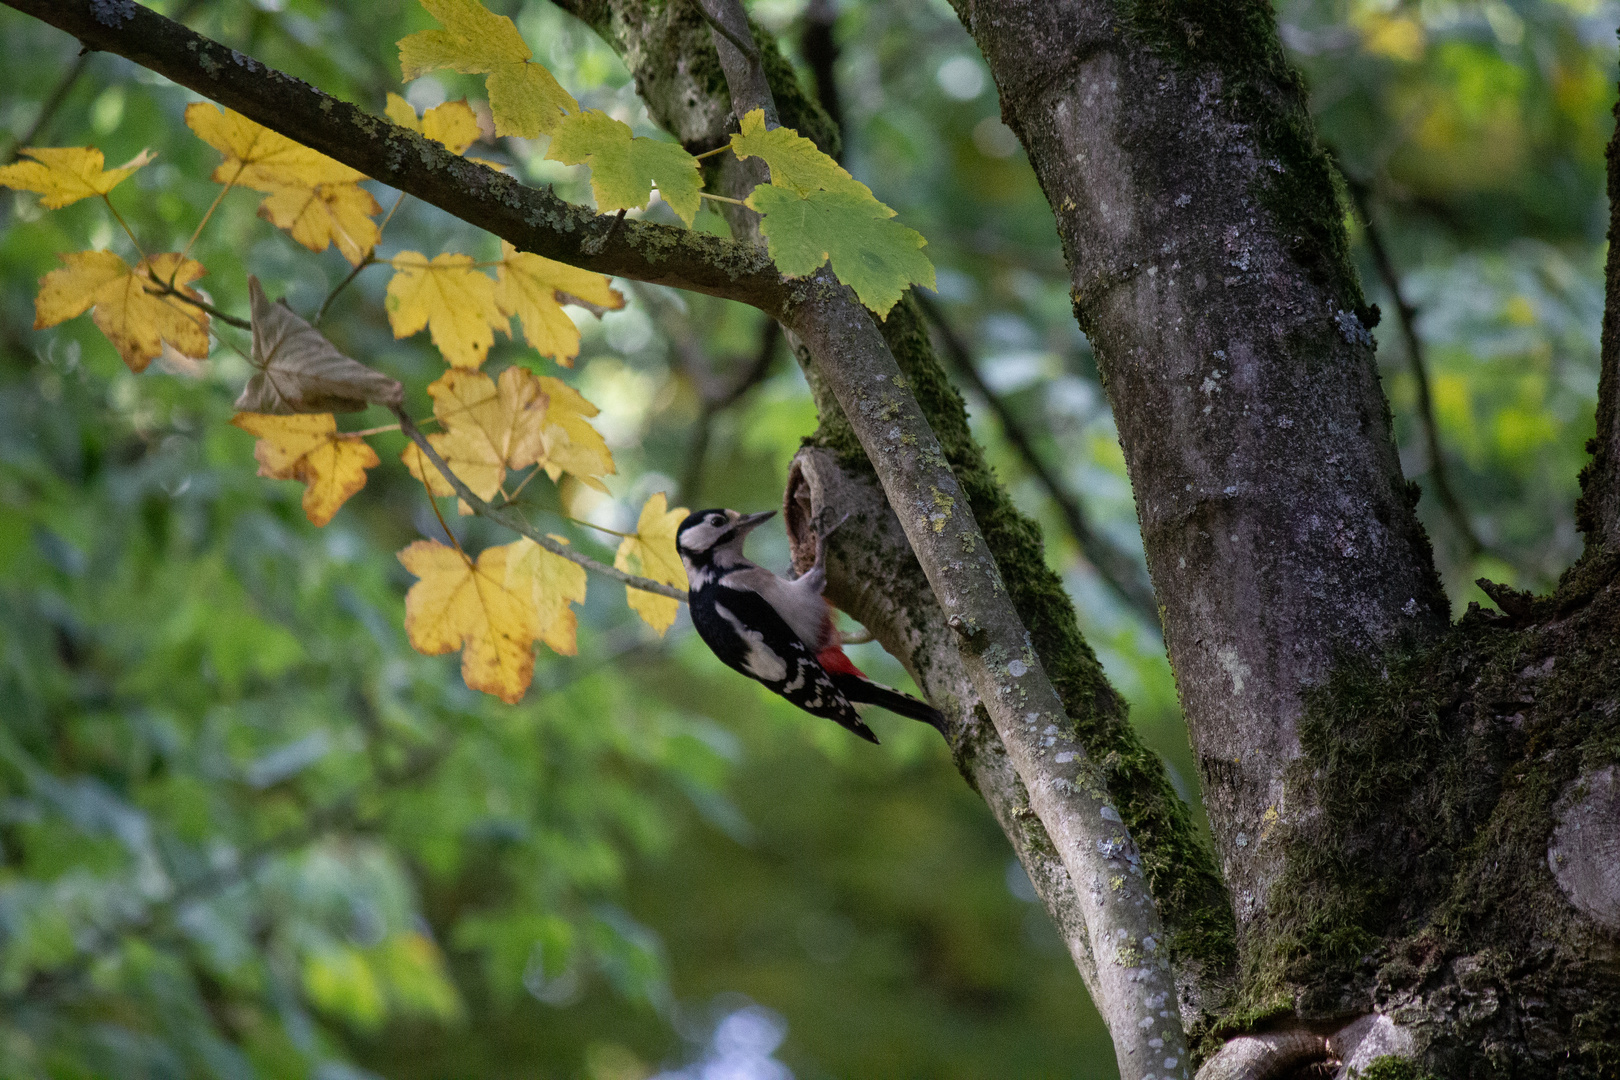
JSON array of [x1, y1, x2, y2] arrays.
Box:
[[832, 674, 945, 731]]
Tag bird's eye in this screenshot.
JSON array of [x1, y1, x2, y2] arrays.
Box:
[[709, 515, 724, 526]]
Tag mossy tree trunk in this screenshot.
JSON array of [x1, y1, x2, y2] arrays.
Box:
[[948, 0, 1620, 1076]]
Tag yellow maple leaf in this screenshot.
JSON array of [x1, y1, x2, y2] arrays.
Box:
[[493, 241, 624, 366], [505, 535, 587, 656], [0, 146, 156, 209], [386, 251, 506, 369], [614, 492, 689, 635], [536, 375, 615, 492], [401, 366, 548, 510], [384, 93, 482, 155], [398, 538, 539, 703], [397, 0, 577, 139], [185, 103, 379, 265], [257, 183, 382, 267], [231, 412, 380, 526], [186, 103, 362, 190], [34, 250, 210, 373]]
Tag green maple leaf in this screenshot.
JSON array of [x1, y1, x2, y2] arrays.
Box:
[[729, 109, 872, 201], [546, 110, 702, 226], [748, 183, 935, 317]]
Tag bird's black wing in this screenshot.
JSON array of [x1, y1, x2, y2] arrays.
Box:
[[689, 585, 877, 742]]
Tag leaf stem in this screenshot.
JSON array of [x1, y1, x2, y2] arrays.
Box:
[[343, 422, 402, 438], [691, 144, 731, 162], [314, 252, 378, 326], [698, 191, 747, 207], [178, 161, 239, 269], [101, 193, 148, 263], [390, 405, 688, 602]]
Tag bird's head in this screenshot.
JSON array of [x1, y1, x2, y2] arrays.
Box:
[[676, 508, 774, 579]]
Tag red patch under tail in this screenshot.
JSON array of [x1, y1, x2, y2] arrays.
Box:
[[816, 646, 865, 678]]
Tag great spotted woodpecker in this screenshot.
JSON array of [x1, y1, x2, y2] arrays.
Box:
[[676, 508, 944, 743]]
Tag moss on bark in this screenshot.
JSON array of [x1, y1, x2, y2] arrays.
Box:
[[1219, 553, 1620, 1074], [805, 296, 1236, 974]]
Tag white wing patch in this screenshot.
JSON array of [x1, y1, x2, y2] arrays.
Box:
[[714, 601, 789, 682]]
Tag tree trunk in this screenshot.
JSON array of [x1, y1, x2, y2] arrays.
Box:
[[951, 0, 1620, 1075]]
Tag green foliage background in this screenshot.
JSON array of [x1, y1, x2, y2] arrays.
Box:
[[0, 1, 1613, 1077]]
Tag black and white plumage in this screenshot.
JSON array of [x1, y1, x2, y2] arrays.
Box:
[[676, 508, 944, 743]]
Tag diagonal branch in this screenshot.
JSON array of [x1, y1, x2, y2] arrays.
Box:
[[915, 292, 1160, 624], [1345, 176, 1483, 557], [4, 0, 792, 314], [390, 404, 688, 603]]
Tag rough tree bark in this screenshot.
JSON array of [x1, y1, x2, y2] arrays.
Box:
[[950, 1, 1620, 1077], [8, 0, 1620, 1076]]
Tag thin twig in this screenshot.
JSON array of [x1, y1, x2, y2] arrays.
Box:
[[314, 252, 378, 326], [1, 51, 90, 163], [914, 293, 1160, 624], [390, 404, 689, 601], [142, 270, 252, 330], [1345, 177, 1483, 557]]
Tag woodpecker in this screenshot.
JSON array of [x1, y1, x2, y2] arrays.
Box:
[[676, 508, 943, 743]]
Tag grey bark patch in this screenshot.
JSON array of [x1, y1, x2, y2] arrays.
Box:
[[1549, 764, 1620, 930]]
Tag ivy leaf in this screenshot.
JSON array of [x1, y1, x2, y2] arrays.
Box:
[[0, 146, 155, 208], [398, 539, 539, 704], [185, 103, 380, 266], [231, 412, 380, 526], [493, 241, 624, 366], [237, 276, 404, 414], [505, 536, 587, 657], [397, 0, 577, 139], [34, 250, 210, 373], [614, 492, 689, 635], [729, 110, 869, 200], [546, 110, 702, 227], [401, 367, 549, 511], [384, 93, 482, 155], [747, 184, 935, 317], [535, 376, 615, 492], [385, 251, 505, 369]]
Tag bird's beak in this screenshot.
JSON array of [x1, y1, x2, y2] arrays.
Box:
[[733, 510, 776, 535]]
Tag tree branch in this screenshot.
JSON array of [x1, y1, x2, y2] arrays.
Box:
[[915, 291, 1160, 624], [391, 405, 688, 602], [697, 2, 1187, 1073], [1344, 175, 1482, 557], [3, 0, 792, 314]]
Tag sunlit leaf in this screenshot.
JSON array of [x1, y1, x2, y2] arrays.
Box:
[[385, 251, 506, 369], [34, 250, 210, 373], [614, 492, 689, 635], [398, 0, 577, 139], [232, 412, 381, 526], [237, 276, 404, 414], [536, 375, 615, 492], [0, 146, 155, 208], [185, 103, 379, 265], [506, 535, 587, 656], [401, 367, 548, 510], [546, 109, 702, 226], [494, 241, 624, 366], [398, 538, 539, 703], [384, 93, 482, 155]]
